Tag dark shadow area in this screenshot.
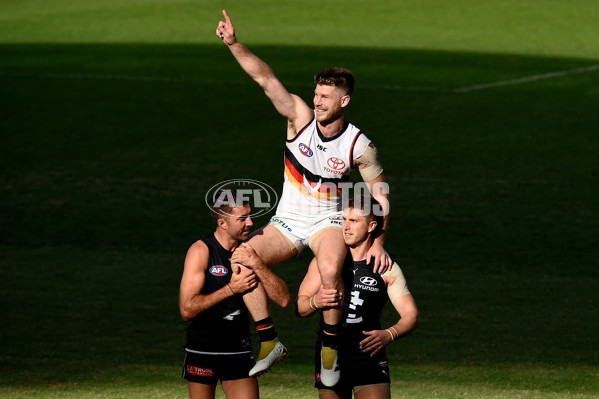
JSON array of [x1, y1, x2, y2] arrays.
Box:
[[1, 43, 598, 386]]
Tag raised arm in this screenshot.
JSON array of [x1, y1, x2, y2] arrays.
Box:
[[179, 241, 258, 321], [216, 10, 313, 137]]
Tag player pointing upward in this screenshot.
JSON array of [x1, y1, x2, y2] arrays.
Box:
[[216, 10, 392, 385]]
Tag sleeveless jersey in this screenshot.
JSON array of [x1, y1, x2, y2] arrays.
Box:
[[340, 258, 389, 358], [185, 234, 252, 354], [278, 114, 371, 216]]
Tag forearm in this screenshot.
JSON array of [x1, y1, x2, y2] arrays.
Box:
[[253, 264, 291, 308], [180, 286, 234, 321], [374, 213, 389, 245], [387, 310, 419, 340], [295, 294, 318, 318], [364, 172, 389, 242], [227, 42, 276, 88]]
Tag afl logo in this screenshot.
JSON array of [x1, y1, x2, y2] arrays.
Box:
[[209, 265, 228, 276], [299, 143, 313, 157], [327, 157, 346, 170], [359, 276, 378, 286]]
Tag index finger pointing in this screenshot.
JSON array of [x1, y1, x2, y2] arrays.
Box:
[[222, 9, 232, 24]]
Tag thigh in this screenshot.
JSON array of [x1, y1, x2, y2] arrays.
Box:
[[318, 388, 351, 399], [221, 378, 259, 399], [247, 225, 297, 265], [353, 383, 390, 399], [188, 381, 217, 399]]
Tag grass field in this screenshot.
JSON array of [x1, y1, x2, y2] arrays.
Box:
[[1, 1, 598, 398]]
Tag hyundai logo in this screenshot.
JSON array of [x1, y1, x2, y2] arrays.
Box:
[[359, 276, 378, 286]]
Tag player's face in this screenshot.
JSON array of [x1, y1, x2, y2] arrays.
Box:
[[223, 204, 253, 241], [342, 207, 375, 247], [313, 84, 348, 125]]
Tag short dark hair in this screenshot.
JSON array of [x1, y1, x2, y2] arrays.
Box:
[[314, 67, 355, 96], [345, 194, 384, 238], [209, 188, 249, 224]]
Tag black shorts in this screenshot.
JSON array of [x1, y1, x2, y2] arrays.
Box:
[[182, 348, 255, 384], [314, 342, 390, 390]]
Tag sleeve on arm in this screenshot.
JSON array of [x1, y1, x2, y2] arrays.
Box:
[[383, 262, 410, 303], [352, 133, 372, 161]]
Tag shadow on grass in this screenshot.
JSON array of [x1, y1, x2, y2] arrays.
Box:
[[1, 44, 598, 388]]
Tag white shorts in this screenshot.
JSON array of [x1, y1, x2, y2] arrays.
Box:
[[268, 212, 343, 253]]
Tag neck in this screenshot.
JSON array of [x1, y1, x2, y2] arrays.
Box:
[[213, 230, 240, 252], [348, 237, 373, 262], [318, 118, 345, 138]]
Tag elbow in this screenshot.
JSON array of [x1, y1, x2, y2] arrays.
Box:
[[412, 313, 421, 330], [293, 297, 312, 318], [270, 283, 291, 308], [276, 293, 291, 309], [180, 307, 193, 322], [180, 313, 191, 322], [293, 297, 303, 318]]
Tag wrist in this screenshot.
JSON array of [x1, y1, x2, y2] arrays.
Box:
[[309, 295, 319, 311], [227, 284, 235, 296], [385, 327, 396, 342]]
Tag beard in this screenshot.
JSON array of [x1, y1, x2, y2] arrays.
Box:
[[316, 106, 344, 126]]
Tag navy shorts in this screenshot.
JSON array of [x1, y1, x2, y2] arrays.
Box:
[[182, 348, 255, 384]]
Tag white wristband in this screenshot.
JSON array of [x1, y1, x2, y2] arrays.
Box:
[[309, 295, 318, 311], [386, 328, 395, 341]]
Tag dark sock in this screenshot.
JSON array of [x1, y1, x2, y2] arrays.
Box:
[[321, 323, 340, 348], [255, 317, 278, 342]]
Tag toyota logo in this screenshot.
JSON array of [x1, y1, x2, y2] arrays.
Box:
[[327, 157, 346, 170], [359, 277, 378, 286]]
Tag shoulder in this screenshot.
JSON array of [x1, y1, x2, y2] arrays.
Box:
[[291, 95, 315, 127], [351, 132, 373, 160], [185, 239, 210, 268], [382, 262, 404, 279], [383, 262, 411, 299], [190, 238, 209, 252]]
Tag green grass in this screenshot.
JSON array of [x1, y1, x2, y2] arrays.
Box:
[[1, 0, 598, 398]]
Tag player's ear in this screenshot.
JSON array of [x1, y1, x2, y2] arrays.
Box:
[[368, 220, 377, 233], [341, 94, 350, 108], [217, 217, 228, 230]]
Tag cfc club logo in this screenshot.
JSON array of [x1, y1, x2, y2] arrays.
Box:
[[205, 179, 279, 219], [359, 276, 378, 286], [327, 157, 346, 170], [299, 143, 314, 157], [209, 265, 228, 276]]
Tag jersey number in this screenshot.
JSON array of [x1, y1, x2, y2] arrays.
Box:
[[346, 290, 364, 324]]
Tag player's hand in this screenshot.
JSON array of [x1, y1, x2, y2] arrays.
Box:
[[216, 9, 236, 45], [313, 288, 342, 309], [228, 263, 258, 294], [231, 243, 262, 270], [359, 329, 392, 357], [366, 240, 392, 274]]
